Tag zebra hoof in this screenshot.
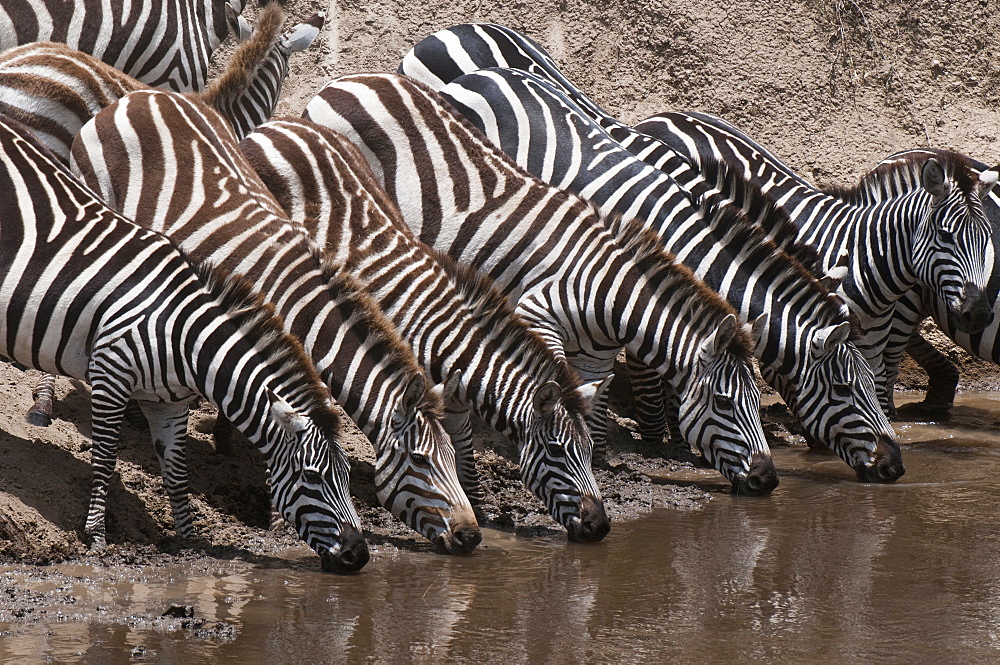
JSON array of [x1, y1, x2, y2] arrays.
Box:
[[25, 410, 52, 427]]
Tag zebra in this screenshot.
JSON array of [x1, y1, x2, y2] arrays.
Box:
[[388, 63, 903, 483], [872, 149, 1000, 414], [0, 0, 245, 92], [400, 23, 997, 420], [69, 89, 482, 554], [0, 114, 367, 573], [240, 117, 611, 539], [305, 74, 781, 496], [634, 111, 998, 411], [0, 3, 319, 164]]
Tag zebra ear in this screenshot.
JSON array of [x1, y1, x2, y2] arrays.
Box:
[[577, 375, 614, 408], [225, 2, 252, 43], [532, 381, 562, 417], [267, 389, 310, 434], [921, 158, 950, 198], [399, 372, 426, 416], [700, 313, 738, 360], [979, 167, 999, 196], [819, 265, 848, 291], [811, 321, 852, 355], [283, 13, 325, 53], [749, 314, 767, 347], [431, 370, 463, 403]]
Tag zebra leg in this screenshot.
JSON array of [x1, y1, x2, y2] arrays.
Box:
[[83, 378, 131, 550], [662, 383, 708, 466], [26, 373, 57, 427], [441, 402, 485, 505], [625, 356, 667, 443], [586, 388, 612, 466], [212, 414, 237, 455], [140, 400, 197, 540], [901, 333, 958, 416]]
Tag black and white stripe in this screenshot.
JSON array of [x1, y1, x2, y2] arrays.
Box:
[[69, 89, 481, 553], [0, 0, 244, 92], [635, 111, 998, 411], [397, 59, 901, 482], [241, 118, 611, 539], [0, 114, 366, 572], [0, 4, 318, 164], [305, 74, 779, 495]]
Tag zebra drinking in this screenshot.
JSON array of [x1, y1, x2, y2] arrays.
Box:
[[399, 65, 899, 482], [70, 89, 481, 553], [635, 111, 998, 411], [241, 117, 610, 540], [0, 115, 366, 572], [305, 74, 779, 495]]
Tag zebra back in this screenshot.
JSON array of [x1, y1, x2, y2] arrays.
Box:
[[0, 4, 318, 164], [305, 73, 778, 494], [69, 89, 480, 553], [432, 66, 901, 482], [0, 113, 365, 570], [241, 117, 610, 538], [0, 0, 244, 91]]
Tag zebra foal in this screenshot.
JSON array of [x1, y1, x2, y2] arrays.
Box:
[[0, 115, 366, 572], [70, 89, 481, 554], [305, 74, 779, 495], [241, 117, 610, 540], [0, 0, 244, 91]]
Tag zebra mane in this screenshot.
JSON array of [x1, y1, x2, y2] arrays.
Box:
[[824, 149, 979, 204], [310, 245, 444, 415], [697, 156, 826, 275], [200, 2, 285, 108], [602, 210, 755, 361], [424, 246, 589, 415], [189, 258, 341, 438]]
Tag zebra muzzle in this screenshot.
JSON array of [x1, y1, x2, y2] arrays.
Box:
[[566, 495, 611, 543], [732, 453, 779, 496], [319, 524, 370, 573], [949, 282, 993, 334]]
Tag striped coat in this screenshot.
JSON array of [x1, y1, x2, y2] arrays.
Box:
[[70, 89, 481, 553], [241, 117, 611, 538], [0, 114, 366, 572]]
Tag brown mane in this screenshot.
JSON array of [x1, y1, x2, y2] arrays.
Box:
[[311, 248, 444, 416], [424, 246, 588, 415], [191, 259, 341, 438], [823, 149, 980, 204]]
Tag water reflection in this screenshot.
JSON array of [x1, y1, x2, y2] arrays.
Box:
[[3, 394, 1000, 662]]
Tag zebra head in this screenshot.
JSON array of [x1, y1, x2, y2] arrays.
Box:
[[265, 392, 369, 573], [519, 380, 611, 542], [375, 373, 482, 555], [763, 323, 905, 483], [677, 314, 777, 496], [911, 157, 997, 333]]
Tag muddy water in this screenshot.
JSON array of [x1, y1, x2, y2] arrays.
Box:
[[4, 393, 1000, 663]]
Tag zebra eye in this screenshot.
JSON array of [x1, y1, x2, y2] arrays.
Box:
[[714, 395, 734, 411], [302, 469, 323, 485], [410, 452, 430, 466], [937, 227, 954, 244], [833, 384, 851, 398], [544, 441, 564, 457]]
